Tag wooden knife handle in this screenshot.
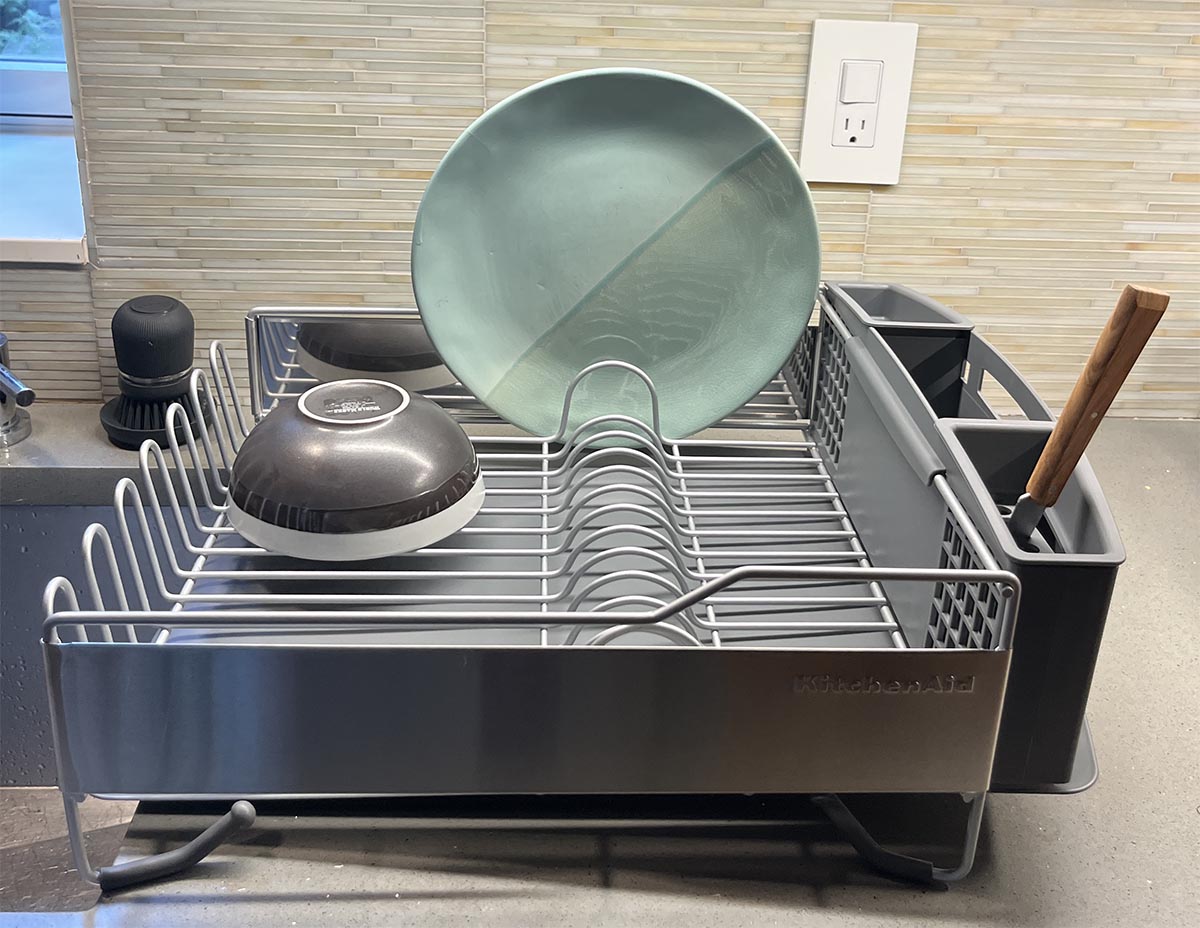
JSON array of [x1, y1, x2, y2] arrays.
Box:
[[1026, 284, 1169, 508]]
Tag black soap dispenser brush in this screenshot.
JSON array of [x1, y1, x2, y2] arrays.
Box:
[[100, 295, 208, 450]]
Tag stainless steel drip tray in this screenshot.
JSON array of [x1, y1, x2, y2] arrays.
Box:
[[50, 642, 1009, 798]]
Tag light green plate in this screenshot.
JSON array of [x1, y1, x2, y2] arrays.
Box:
[[413, 68, 820, 440]]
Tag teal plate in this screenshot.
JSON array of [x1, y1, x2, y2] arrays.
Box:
[[413, 68, 820, 440]]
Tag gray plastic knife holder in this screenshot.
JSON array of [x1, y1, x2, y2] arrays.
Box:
[[792, 282, 1126, 792]]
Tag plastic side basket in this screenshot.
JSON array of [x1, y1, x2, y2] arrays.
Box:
[[815, 284, 1124, 792], [937, 420, 1122, 791]]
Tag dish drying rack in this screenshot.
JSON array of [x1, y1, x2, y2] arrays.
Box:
[[42, 284, 1126, 891]]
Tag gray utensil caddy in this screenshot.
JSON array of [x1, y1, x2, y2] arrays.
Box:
[[809, 282, 1122, 791], [39, 283, 1126, 891]]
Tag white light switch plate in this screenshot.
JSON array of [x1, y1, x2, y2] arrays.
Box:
[[800, 20, 919, 185]]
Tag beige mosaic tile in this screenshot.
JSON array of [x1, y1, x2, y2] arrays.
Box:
[[0, 267, 101, 401], [0, 0, 1194, 417]]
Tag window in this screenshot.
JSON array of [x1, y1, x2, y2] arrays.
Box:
[[0, 1, 84, 262], [1, 1, 71, 117]]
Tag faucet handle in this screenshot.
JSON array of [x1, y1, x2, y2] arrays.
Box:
[[0, 333, 37, 407]]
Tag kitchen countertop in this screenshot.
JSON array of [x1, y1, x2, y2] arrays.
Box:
[[0, 404, 144, 503], [1, 417, 1197, 927]]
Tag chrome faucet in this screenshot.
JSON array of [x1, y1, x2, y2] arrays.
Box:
[[0, 333, 36, 448]]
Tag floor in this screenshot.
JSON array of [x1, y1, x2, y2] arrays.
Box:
[[1, 418, 1197, 927]]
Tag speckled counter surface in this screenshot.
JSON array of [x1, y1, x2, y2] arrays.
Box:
[[0, 405, 142, 504], [1, 417, 1197, 927]]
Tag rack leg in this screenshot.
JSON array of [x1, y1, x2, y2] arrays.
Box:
[[61, 791, 256, 892], [812, 792, 986, 885], [62, 793, 99, 884]]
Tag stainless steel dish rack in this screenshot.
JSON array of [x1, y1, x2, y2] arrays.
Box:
[[41, 283, 1127, 891]]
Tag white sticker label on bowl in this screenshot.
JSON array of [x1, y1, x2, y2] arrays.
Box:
[[299, 379, 409, 425]]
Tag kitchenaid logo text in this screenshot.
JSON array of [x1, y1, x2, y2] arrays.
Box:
[[793, 674, 975, 695]]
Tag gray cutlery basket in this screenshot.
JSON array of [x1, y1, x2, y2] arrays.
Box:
[[794, 282, 1124, 791]]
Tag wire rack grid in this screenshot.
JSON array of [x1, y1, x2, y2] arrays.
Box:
[[43, 313, 1018, 655]]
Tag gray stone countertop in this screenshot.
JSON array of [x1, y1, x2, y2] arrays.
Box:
[[0, 404, 143, 504]]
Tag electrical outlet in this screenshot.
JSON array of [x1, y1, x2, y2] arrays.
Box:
[[799, 21, 919, 184], [833, 102, 878, 147]]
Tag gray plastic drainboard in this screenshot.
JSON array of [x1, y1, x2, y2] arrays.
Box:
[[167, 436, 896, 650]]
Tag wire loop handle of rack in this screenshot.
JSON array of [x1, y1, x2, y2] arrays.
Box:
[[45, 326, 1019, 651]]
